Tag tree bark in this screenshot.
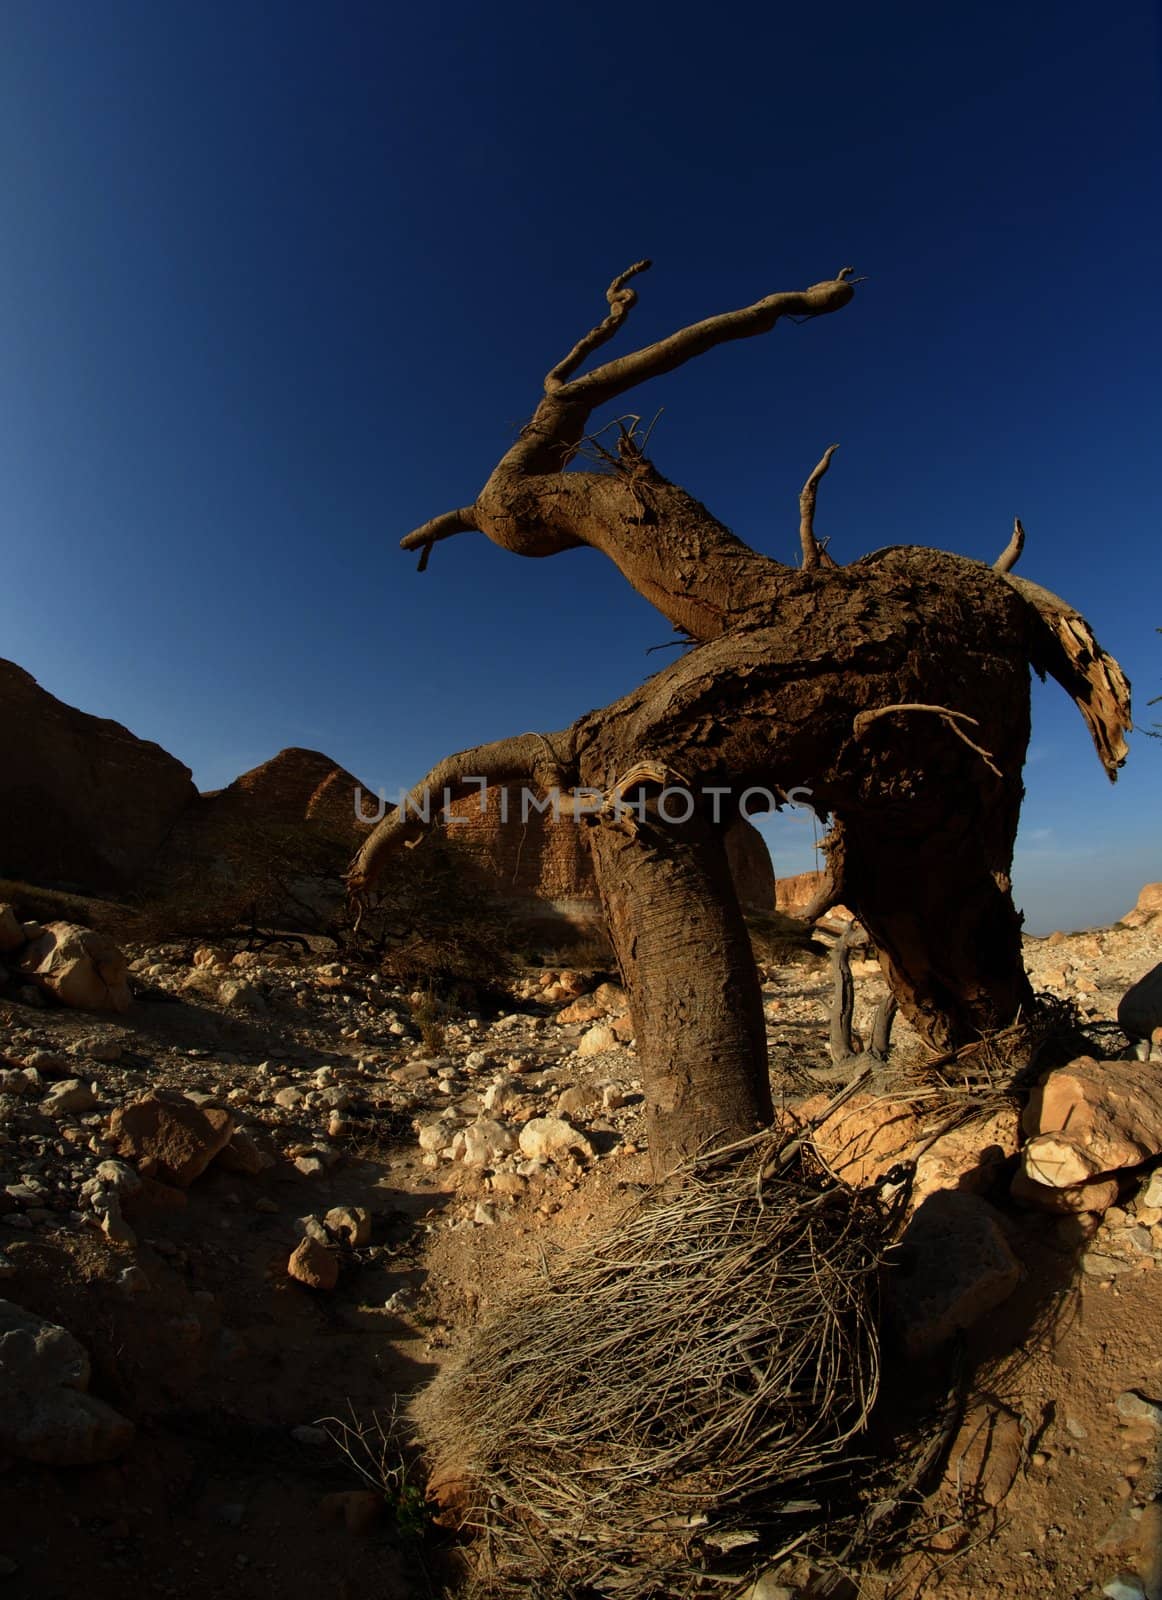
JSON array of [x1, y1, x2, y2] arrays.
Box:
[[587, 804, 772, 1176]]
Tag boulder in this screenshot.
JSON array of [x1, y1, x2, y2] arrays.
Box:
[[19, 922, 132, 1013], [1118, 962, 1162, 1041], [107, 1091, 235, 1187], [887, 1191, 1022, 1355], [214, 1126, 269, 1175], [0, 1298, 134, 1464], [1022, 1056, 1162, 1185]]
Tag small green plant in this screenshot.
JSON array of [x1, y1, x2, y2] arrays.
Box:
[[316, 1400, 431, 1540]]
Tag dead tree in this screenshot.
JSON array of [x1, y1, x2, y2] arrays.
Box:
[[348, 262, 1130, 1177]]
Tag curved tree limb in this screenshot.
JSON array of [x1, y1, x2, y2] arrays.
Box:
[[799, 444, 840, 570], [556, 268, 858, 411], [1003, 574, 1132, 780], [545, 259, 652, 391], [346, 729, 575, 895], [994, 516, 1025, 574]]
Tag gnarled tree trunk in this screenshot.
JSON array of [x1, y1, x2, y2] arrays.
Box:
[[348, 262, 1131, 1177]]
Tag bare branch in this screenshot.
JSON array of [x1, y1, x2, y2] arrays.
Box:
[[994, 517, 1025, 574], [346, 729, 574, 895], [853, 702, 1003, 778], [544, 260, 652, 392], [400, 506, 480, 565], [557, 268, 858, 412], [799, 444, 840, 570], [1003, 574, 1132, 780]]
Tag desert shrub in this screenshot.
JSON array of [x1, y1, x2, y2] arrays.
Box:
[[350, 833, 516, 1000]]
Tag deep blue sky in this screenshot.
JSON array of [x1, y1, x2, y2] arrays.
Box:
[[2, 2, 1159, 932]]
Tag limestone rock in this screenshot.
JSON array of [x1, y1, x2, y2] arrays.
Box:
[[803, 1092, 924, 1189], [324, 1205, 372, 1245], [911, 1105, 1021, 1207], [578, 1023, 619, 1057], [1022, 1056, 1162, 1184], [887, 1191, 1021, 1355], [288, 1236, 338, 1290], [1120, 883, 1162, 928], [454, 1118, 517, 1166], [19, 922, 132, 1013], [1118, 962, 1162, 1040], [1010, 1168, 1118, 1214], [0, 1298, 134, 1464], [107, 1091, 235, 1187], [517, 1116, 594, 1163], [42, 1078, 98, 1118]]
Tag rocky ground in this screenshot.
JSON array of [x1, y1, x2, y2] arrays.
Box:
[[0, 895, 1160, 1600]]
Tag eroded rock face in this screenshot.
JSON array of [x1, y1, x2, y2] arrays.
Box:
[[19, 922, 132, 1013], [107, 1091, 235, 1187], [0, 1299, 134, 1464], [0, 657, 196, 891]]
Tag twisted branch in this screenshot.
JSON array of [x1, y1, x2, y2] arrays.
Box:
[[800, 443, 840, 570], [545, 259, 652, 391]]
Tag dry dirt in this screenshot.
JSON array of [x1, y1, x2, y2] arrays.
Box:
[[0, 910, 1160, 1600]]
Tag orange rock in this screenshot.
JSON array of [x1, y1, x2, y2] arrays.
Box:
[[1022, 1056, 1162, 1182], [288, 1236, 338, 1290], [806, 1092, 925, 1188], [107, 1092, 234, 1188], [319, 1490, 382, 1534]]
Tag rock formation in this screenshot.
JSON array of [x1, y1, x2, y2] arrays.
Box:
[[0, 658, 196, 892], [0, 661, 776, 925]]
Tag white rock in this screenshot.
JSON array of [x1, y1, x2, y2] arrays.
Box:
[[482, 1078, 522, 1114], [460, 1119, 518, 1166], [517, 1117, 594, 1164], [578, 1023, 619, 1057]]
